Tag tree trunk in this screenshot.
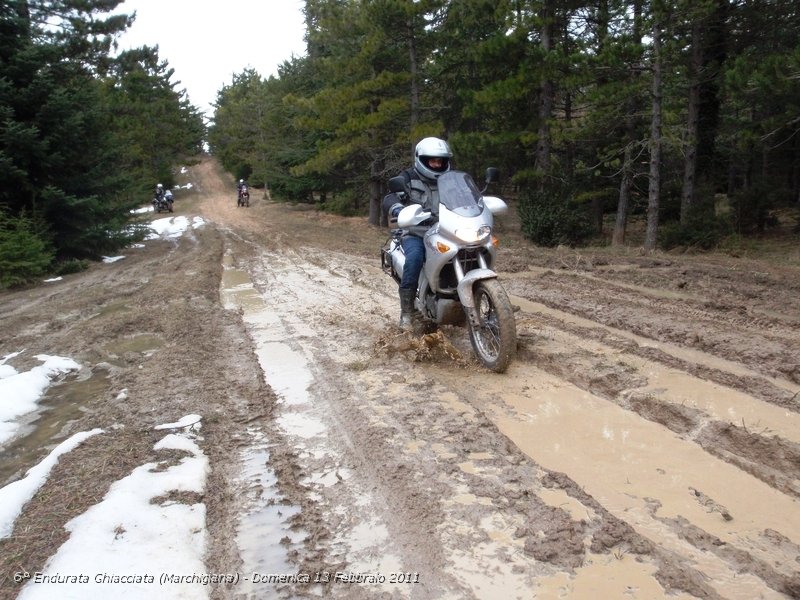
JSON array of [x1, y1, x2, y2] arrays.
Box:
[[535, 0, 555, 182], [563, 12, 575, 183], [681, 21, 702, 225], [613, 142, 634, 246], [612, 0, 642, 246], [408, 16, 420, 148], [368, 172, 382, 227], [644, 17, 663, 252], [793, 131, 800, 208], [683, 0, 728, 224], [695, 0, 728, 221], [590, 0, 607, 233]]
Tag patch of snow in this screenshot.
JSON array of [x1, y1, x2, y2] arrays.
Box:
[[0, 354, 81, 446], [155, 414, 202, 431], [17, 423, 209, 600], [0, 429, 104, 539]]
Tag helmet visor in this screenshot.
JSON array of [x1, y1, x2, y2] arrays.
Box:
[[423, 157, 449, 172]]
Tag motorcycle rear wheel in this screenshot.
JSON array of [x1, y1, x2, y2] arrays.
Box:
[[468, 279, 517, 373]]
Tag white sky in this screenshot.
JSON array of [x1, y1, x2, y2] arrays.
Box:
[[1, 212, 212, 599], [113, 0, 307, 119]]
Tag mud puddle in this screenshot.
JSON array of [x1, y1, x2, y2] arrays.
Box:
[[222, 250, 395, 588], [433, 362, 800, 599], [221, 251, 311, 584], [521, 312, 800, 444], [235, 427, 305, 595], [220, 239, 800, 598], [509, 294, 800, 396], [0, 371, 108, 486], [355, 368, 696, 600], [104, 333, 165, 361]]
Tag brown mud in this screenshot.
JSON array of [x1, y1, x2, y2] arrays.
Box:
[[1, 155, 798, 600]]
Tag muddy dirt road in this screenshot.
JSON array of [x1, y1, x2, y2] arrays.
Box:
[[1, 156, 799, 599]]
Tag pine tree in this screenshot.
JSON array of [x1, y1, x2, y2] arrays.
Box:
[[0, 1, 204, 278], [0, 0, 135, 262]]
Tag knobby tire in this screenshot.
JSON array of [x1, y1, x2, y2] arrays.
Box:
[[468, 279, 517, 373]]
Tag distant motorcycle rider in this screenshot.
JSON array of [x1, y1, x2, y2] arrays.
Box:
[[153, 183, 166, 211], [382, 137, 453, 329]]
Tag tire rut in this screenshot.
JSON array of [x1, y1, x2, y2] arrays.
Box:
[[193, 156, 800, 599]]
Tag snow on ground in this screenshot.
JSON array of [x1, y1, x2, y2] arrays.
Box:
[[0, 429, 104, 538], [0, 352, 211, 599], [0, 350, 210, 598], [155, 414, 203, 430], [16, 421, 210, 600], [3, 212, 201, 448], [51, 211, 205, 277], [0, 353, 81, 445], [146, 215, 206, 240], [2, 207, 215, 598]]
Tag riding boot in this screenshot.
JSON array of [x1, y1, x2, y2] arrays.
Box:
[[398, 288, 415, 330]]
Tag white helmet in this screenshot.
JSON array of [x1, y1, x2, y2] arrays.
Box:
[[414, 137, 452, 180], [157, 183, 163, 189], [239, 179, 244, 183]]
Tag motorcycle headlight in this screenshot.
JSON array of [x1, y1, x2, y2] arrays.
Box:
[[455, 225, 492, 244]]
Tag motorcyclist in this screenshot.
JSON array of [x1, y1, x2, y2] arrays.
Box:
[[382, 137, 453, 329], [237, 179, 248, 198], [152, 183, 166, 211]]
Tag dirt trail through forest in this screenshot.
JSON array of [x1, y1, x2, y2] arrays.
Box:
[[1, 156, 799, 600]]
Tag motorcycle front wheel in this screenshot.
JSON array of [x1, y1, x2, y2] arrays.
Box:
[[468, 279, 517, 373]]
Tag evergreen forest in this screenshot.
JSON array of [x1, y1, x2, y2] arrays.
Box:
[[1, 0, 204, 287], [210, 0, 799, 250], [2, 1, 799, 287]]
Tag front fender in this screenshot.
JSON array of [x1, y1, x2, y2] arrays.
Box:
[[456, 268, 497, 310]]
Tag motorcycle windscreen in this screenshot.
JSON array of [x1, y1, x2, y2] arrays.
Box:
[[436, 171, 484, 217]]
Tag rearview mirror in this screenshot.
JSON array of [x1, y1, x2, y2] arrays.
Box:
[[485, 167, 500, 184], [388, 176, 407, 194]]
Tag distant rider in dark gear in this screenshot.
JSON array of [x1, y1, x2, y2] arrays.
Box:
[[152, 183, 165, 211], [382, 137, 453, 330]]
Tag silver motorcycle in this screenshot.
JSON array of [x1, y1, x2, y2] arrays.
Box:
[[381, 169, 517, 372]]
